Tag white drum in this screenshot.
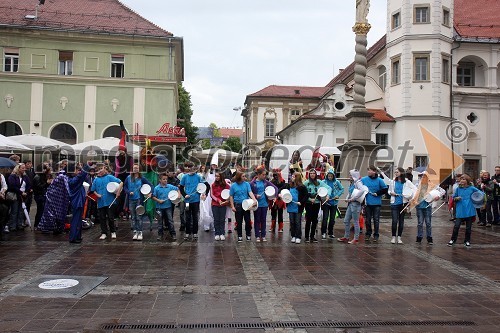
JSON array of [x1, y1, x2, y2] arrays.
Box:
[[136, 205, 145, 215], [280, 189, 292, 204], [106, 182, 120, 193], [265, 186, 276, 200], [196, 183, 207, 194], [471, 191, 485, 208], [83, 182, 90, 193], [351, 185, 368, 203], [221, 189, 230, 200], [424, 189, 442, 203], [402, 187, 414, 200], [242, 198, 257, 211], [168, 190, 181, 204], [140, 184, 151, 195], [317, 187, 328, 198]]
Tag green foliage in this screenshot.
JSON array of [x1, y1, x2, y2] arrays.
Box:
[[201, 138, 211, 149], [177, 83, 198, 145], [223, 137, 242, 152], [208, 123, 220, 137]]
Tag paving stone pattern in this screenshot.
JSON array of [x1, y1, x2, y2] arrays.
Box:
[[1, 208, 500, 332]]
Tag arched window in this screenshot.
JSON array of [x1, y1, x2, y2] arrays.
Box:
[[0, 121, 22, 136], [50, 123, 77, 145], [102, 125, 122, 139], [378, 65, 387, 91]]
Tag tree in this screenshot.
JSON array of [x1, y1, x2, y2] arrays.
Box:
[[177, 83, 198, 145], [201, 139, 211, 149], [208, 122, 220, 137], [223, 137, 242, 152]]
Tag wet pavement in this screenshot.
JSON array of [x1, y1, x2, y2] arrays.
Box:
[[1, 207, 500, 332]]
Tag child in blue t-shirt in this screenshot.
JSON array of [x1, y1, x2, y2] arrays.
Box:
[[153, 173, 180, 241]]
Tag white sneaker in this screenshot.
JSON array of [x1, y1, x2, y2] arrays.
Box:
[[262, 237, 267, 242], [322, 233, 326, 240], [137, 232, 143, 241], [111, 232, 117, 239], [256, 238, 261, 242], [397, 236, 403, 244], [99, 234, 107, 240], [215, 235, 220, 241], [295, 238, 301, 244], [291, 237, 296, 243], [132, 231, 138, 240], [193, 234, 198, 239], [391, 236, 396, 244], [220, 235, 226, 241]]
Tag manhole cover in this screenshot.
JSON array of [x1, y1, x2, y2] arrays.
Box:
[[5, 275, 107, 298]]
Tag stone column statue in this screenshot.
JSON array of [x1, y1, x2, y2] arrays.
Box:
[[356, 0, 370, 23]]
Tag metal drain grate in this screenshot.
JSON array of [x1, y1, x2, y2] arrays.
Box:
[[102, 320, 476, 330]]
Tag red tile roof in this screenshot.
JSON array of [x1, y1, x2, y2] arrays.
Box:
[[367, 108, 395, 122], [219, 128, 243, 138], [247, 85, 330, 99], [326, 35, 386, 87], [0, 0, 172, 37], [454, 0, 500, 39]]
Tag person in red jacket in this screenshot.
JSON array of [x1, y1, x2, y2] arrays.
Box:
[[211, 172, 231, 241]]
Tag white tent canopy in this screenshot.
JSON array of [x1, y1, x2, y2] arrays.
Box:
[[191, 148, 240, 165], [9, 134, 68, 151], [70, 137, 141, 158], [0, 134, 32, 152]]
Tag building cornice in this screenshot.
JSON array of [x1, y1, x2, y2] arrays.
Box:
[[0, 72, 178, 88], [386, 34, 454, 48]]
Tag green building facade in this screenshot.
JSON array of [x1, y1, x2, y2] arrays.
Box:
[[0, 0, 183, 145]]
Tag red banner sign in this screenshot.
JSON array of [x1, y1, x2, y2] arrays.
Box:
[[129, 135, 187, 143]]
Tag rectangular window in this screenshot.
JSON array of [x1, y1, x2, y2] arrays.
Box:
[[391, 57, 400, 85], [290, 109, 300, 116], [4, 48, 19, 72], [111, 54, 124, 78], [265, 119, 275, 137], [442, 57, 450, 83], [457, 63, 475, 86], [442, 7, 450, 26], [376, 133, 388, 146], [392, 12, 401, 29], [414, 54, 429, 81], [59, 51, 73, 75], [415, 155, 428, 168], [414, 6, 429, 23]]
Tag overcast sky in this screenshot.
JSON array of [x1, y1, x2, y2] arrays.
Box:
[[121, 0, 387, 128]]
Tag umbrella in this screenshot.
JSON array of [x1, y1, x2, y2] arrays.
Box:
[[415, 166, 436, 174], [9, 134, 68, 151], [70, 137, 141, 158], [0, 157, 17, 168], [0, 134, 32, 152], [21, 202, 32, 230]]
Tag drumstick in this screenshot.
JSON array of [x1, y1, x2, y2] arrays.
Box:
[[109, 196, 118, 208], [400, 201, 411, 214], [432, 201, 446, 215]]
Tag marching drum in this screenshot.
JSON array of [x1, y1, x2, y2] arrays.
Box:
[[242, 198, 257, 211], [280, 189, 292, 204], [106, 182, 120, 193], [265, 186, 276, 200], [221, 189, 230, 200], [168, 190, 182, 204]]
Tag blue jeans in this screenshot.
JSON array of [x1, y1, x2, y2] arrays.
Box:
[[416, 205, 432, 239], [364, 205, 381, 239], [212, 205, 226, 236], [289, 211, 302, 239], [254, 207, 267, 238], [129, 199, 144, 232], [8, 198, 24, 230], [344, 201, 361, 239], [391, 204, 405, 237], [158, 207, 175, 236]]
